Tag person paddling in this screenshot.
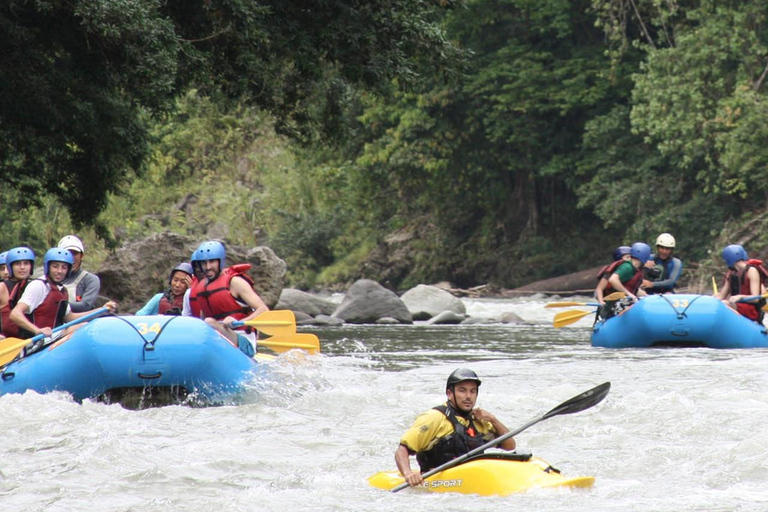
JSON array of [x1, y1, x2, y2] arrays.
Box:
[[394, 368, 515, 487], [9, 248, 117, 344], [715, 244, 768, 323], [594, 242, 650, 320], [187, 241, 268, 356], [0, 247, 36, 339]]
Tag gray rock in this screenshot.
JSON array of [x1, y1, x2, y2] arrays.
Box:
[[426, 311, 467, 325], [276, 288, 337, 317], [98, 233, 285, 313], [499, 311, 525, 324], [292, 310, 314, 322], [461, 317, 496, 325], [375, 317, 401, 324], [332, 279, 412, 324], [400, 284, 466, 320], [311, 315, 345, 326]]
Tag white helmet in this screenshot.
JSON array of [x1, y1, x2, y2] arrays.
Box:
[[655, 233, 676, 249], [57, 235, 85, 253]]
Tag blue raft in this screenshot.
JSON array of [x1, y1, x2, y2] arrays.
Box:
[[591, 294, 768, 349], [0, 315, 268, 404]]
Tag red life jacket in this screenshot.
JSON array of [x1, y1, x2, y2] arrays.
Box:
[[597, 260, 623, 281], [605, 261, 643, 295], [20, 280, 69, 339], [157, 292, 184, 315], [1, 278, 31, 338], [189, 264, 254, 324], [726, 259, 768, 322]]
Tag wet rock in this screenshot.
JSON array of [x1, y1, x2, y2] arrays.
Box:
[[332, 279, 412, 324], [276, 288, 336, 317], [426, 311, 467, 325], [400, 284, 466, 320], [500, 311, 525, 324]]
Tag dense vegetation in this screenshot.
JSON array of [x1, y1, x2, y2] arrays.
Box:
[[3, 0, 768, 291]]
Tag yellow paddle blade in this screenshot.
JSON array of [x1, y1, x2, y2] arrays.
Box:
[[545, 302, 588, 308], [711, 276, 718, 294], [259, 333, 320, 355], [603, 291, 626, 302], [553, 309, 594, 328], [0, 337, 33, 367], [241, 310, 296, 337]]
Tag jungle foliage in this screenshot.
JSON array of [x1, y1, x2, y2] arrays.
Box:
[[3, 0, 768, 289]]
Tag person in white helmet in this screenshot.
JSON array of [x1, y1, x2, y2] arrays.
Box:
[[57, 235, 102, 312], [642, 233, 683, 294]]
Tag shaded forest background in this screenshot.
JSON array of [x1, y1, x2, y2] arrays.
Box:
[[2, 0, 768, 292]]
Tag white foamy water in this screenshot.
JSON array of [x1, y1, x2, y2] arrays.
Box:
[[1, 297, 767, 511]]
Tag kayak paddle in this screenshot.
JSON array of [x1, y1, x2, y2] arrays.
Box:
[[553, 309, 595, 328], [0, 306, 110, 366], [391, 381, 611, 493], [545, 291, 624, 309], [231, 310, 297, 337]]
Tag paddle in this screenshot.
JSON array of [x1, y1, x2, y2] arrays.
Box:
[[711, 276, 718, 294], [258, 333, 320, 355], [545, 291, 625, 309], [736, 292, 768, 303], [231, 310, 297, 337], [553, 309, 595, 328], [391, 381, 611, 493], [0, 307, 110, 366]]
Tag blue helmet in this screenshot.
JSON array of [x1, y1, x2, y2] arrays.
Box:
[[6, 247, 36, 279], [722, 244, 748, 269], [43, 248, 74, 281], [630, 242, 652, 264], [169, 262, 194, 284], [613, 246, 631, 261], [192, 241, 226, 270], [0, 251, 7, 266]]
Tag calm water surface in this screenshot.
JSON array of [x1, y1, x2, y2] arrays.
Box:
[[1, 297, 767, 511]]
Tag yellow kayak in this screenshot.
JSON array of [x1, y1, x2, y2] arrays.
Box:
[[368, 453, 595, 496]]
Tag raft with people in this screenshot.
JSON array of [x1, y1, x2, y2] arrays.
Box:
[[0, 310, 318, 405], [590, 293, 768, 349]]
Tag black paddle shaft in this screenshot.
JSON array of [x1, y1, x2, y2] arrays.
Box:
[[391, 381, 611, 493]]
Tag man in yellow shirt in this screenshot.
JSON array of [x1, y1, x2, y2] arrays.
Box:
[[394, 368, 516, 487]]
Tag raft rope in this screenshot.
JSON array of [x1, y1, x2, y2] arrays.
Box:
[[112, 314, 180, 362], [657, 294, 703, 319]]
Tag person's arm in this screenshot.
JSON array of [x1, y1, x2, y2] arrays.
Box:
[[729, 267, 762, 303], [63, 300, 118, 322], [607, 272, 637, 301], [10, 301, 52, 337], [136, 293, 162, 316], [0, 283, 9, 309], [473, 408, 516, 451], [646, 258, 683, 292], [181, 289, 192, 317], [226, 276, 268, 324], [395, 444, 423, 486], [69, 273, 101, 312], [594, 278, 608, 304]]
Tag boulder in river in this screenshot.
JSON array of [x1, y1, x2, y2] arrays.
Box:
[[332, 279, 413, 324], [276, 288, 337, 317], [400, 284, 466, 320]]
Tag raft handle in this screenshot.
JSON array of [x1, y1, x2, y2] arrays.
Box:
[[1, 371, 14, 381], [138, 372, 162, 380]]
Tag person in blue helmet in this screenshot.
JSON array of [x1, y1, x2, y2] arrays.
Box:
[[641, 233, 683, 294], [187, 241, 268, 356], [596, 246, 631, 282], [0, 251, 8, 281], [135, 262, 194, 316], [10, 248, 117, 339], [394, 368, 515, 487], [714, 244, 768, 323], [0, 247, 36, 339], [594, 242, 650, 319]]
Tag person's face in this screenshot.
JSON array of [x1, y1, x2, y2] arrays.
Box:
[[656, 246, 673, 260], [447, 381, 479, 413], [170, 271, 191, 296], [202, 259, 221, 281], [0, 264, 8, 280], [68, 250, 83, 272], [48, 261, 71, 284], [11, 260, 32, 280], [621, 254, 631, 262]]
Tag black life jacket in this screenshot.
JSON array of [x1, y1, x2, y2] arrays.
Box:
[[415, 403, 494, 472]]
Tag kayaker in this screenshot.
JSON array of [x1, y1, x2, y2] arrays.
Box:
[[135, 262, 194, 315], [642, 233, 683, 294], [9, 248, 117, 341], [594, 242, 650, 319], [0, 247, 36, 338], [715, 244, 768, 323], [187, 240, 268, 356], [394, 368, 516, 487], [57, 235, 101, 313]]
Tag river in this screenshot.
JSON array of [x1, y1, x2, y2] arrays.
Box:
[[1, 296, 767, 511]]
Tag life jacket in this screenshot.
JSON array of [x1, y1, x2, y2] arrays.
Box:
[[605, 261, 643, 295], [1, 278, 31, 338], [726, 259, 768, 322], [644, 256, 678, 294], [597, 260, 623, 281], [19, 280, 69, 338], [62, 270, 88, 303], [189, 264, 254, 324], [157, 291, 184, 315], [415, 403, 495, 472]]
